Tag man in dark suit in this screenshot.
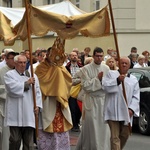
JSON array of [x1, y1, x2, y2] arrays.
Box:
[[66, 51, 82, 132]]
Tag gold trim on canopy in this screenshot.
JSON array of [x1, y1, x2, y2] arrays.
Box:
[[6, 4, 110, 45]]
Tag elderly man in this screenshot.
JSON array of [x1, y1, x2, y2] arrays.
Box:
[[4, 55, 42, 150], [102, 56, 140, 150]]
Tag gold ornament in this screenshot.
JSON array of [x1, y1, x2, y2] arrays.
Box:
[[49, 37, 66, 66]]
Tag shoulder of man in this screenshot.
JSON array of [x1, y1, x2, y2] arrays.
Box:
[[5, 69, 15, 75], [77, 62, 83, 68], [65, 61, 71, 67], [101, 63, 110, 70]]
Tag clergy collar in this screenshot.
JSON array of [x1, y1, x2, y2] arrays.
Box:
[[15, 69, 30, 77], [16, 70, 25, 76]]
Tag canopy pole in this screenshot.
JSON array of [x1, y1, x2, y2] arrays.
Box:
[[108, 0, 132, 133], [25, 0, 38, 137]]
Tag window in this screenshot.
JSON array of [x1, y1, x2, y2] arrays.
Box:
[[3, 0, 12, 7], [76, 4, 79, 8], [131, 72, 142, 81], [48, 0, 50, 4], [96, 0, 100, 10], [48, 0, 55, 4], [59, 0, 63, 2], [130, 72, 150, 88], [139, 75, 150, 88], [76, 0, 80, 8]]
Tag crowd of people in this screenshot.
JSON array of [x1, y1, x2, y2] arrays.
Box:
[[0, 45, 143, 150]]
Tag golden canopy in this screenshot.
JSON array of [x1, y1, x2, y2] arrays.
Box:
[[0, 12, 15, 45], [5, 3, 110, 45]]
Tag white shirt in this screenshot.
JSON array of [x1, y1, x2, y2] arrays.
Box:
[[70, 63, 80, 77], [133, 63, 147, 68], [102, 70, 140, 125]]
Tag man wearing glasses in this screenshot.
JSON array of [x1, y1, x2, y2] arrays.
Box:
[[0, 51, 18, 84], [0, 51, 18, 150]]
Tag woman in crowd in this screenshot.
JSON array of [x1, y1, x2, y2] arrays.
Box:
[[142, 50, 150, 66], [106, 57, 118, 70], [134, 54, 146, 68]]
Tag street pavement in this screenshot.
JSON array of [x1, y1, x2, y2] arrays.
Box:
[[70, 130, 79, 150], [70, 128, 150, 150]]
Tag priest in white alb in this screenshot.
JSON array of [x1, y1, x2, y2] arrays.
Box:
[[75, 47, 110, 150]]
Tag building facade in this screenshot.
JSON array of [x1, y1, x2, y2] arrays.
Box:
[[0, 0, 150, 55]]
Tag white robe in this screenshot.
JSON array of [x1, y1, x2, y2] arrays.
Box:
[[0, 85, 7, 150], [0, 60, 6, 69], [102, 70, 140, 125], [0, 65, 11, 85], [0, 64, 13, 150], [75, 62, 110, 150], [4, 69, 42, 128], [28, 61, 40, 72]]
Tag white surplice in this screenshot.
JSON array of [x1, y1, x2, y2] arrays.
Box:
[[0, 65, 13, 150], [102, 70, 140, 125], [0, 65, 12, 85], [75, 62, 110, 150], [4, 69, 42, 128], [0, 60, 6, 70]]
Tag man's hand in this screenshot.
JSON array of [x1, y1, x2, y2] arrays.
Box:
[[118, 74, 126, 82], [128, 108, 134, 117], [34, 107, 39, 115], [98, 72, 103, 81], [27, 77, 35, 85]]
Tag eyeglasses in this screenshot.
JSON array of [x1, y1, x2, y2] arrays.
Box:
[[94, 55, 103, 57], [7, 58, 14, 59]]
